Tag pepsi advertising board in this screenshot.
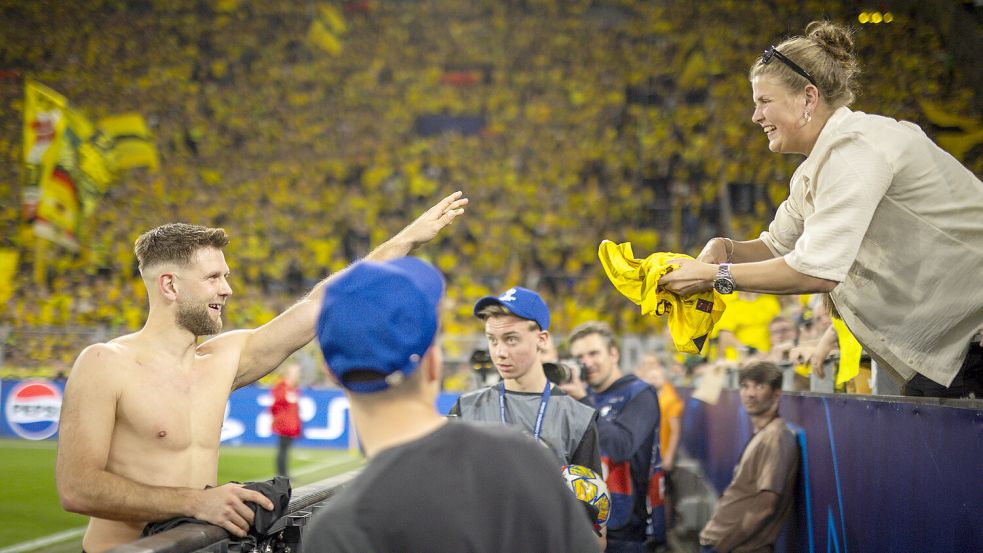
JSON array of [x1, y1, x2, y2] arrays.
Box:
[[0, 379, 460, 447], [2, 380, 64, 440]]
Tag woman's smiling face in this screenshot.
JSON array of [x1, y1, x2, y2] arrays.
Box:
[[751, 74, 812, 155]]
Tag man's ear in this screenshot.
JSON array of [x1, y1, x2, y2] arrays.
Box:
[[158, 272, 178, 301], [537, 330, 550, 352], [421, 346, 442, 384]]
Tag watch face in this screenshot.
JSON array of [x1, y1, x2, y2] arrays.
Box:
[[714, 279, 735, 295]]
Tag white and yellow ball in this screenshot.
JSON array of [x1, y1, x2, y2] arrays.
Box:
[[560, 464, 611, 528]]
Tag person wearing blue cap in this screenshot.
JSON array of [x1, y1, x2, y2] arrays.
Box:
[[305, 259, 600, 553], [449, 286, 602, 475]]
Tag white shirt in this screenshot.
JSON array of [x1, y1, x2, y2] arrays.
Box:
[[760, 107, 983, 387]]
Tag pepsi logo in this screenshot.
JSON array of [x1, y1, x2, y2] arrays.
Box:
[[5, 381, 62, 440]]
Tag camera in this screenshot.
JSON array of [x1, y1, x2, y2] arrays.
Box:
[[470, 349, 500, 387], [543, 359, 587, 385], [470, 349, 494, 371]]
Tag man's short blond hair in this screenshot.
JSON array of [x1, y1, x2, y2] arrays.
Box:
[[134, 223, 229, 273]]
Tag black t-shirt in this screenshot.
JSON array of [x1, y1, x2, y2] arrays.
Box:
[[302, 421, 598, 553]]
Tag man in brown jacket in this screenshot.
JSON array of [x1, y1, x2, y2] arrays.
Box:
[[699, 362, 799, 553]]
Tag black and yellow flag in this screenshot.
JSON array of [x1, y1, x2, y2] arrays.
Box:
[[22, 81, 128, 250], [22, 80, 80, 250], [308, 4, 347, 55], [917, 98, 983, 162], [98, 113, 160, 172]]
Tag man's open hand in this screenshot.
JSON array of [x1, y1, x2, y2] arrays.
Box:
[[396, 190, 469, 248]]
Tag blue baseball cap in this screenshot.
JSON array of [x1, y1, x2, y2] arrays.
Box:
[[316, 257, 445, 393], [473, 286, 550, 331]]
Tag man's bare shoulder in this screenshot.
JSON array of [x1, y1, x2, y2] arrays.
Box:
[[196, 329, 251, 357], [75, 341, 126, 369], [71, 333, 147, 379], [195, 329, 261, 380]]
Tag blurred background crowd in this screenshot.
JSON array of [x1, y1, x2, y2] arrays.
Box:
[[0, 0, 979, 389]]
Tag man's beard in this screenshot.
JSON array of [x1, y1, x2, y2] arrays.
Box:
[[176, 301, 222, 336], [742, 395, 777, 417]]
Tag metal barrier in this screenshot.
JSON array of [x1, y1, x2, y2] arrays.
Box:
[[106, 469, 362, 553]]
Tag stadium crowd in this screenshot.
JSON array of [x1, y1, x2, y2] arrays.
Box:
[[0, 0, 979, 384]]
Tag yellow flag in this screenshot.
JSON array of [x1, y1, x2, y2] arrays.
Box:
[[833, 317, 863, 386], [23, 81, 81, 250], [22, 80, 68, 223], [99, 113, 160, 171], [916, 98, 982, 161], [308, 4, 346, 55], [65, 109, 114, 217], [916, 98, 980, 131], [34, 165, 82, 250], [23, 80, 68, 168], [936, 128, 983, 162], [23, 81, 120, 250], [0, 248, 18, 306]]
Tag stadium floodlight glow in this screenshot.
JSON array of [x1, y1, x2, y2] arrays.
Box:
[[871, 12, 883, 24], [858, 11, 870, 24]]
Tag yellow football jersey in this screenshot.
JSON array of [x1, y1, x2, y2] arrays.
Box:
[[598, 240, 726, 354]]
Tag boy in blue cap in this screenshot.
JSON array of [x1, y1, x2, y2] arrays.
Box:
[[450, 286, 601, 474], [306, 260, 599, 553]]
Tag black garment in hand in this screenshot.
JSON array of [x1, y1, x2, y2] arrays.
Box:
[[141, 476, 292, 538]]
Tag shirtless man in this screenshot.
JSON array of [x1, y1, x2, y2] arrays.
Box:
[[55, 191, 468, 553]]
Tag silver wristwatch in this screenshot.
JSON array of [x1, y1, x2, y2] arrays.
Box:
[[713, 263, 735, 294]]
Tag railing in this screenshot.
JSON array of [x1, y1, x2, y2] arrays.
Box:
[[105, 469, 362, 553]]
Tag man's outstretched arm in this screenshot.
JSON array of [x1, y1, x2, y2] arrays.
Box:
[[228, 190, 468, 388], [55, 345, 273, 538]]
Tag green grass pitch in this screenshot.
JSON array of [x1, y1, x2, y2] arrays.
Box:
[[0, 438, 363, 552]]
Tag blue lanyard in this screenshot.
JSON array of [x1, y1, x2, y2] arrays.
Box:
[[498, 380, 551, 442]]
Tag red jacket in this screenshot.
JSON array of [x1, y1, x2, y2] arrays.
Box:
[[271, 381, 302, 438]]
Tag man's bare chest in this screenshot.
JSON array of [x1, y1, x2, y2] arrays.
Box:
[[114, 362, 234, 450]]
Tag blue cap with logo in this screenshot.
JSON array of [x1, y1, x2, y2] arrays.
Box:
[[473, 286, 550, 331], [316, 257, 445, 393]]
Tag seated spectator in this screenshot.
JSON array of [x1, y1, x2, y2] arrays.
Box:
[[699, 362, 799, 553]]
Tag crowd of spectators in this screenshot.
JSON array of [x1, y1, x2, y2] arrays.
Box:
[[0, 0, 978, 380]]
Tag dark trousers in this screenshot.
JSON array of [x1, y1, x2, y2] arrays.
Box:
[[276, 435, 294, 477], [903, 342, 983, 398]]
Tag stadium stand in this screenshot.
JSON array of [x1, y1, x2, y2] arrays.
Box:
[[0, 0, 979, 384]]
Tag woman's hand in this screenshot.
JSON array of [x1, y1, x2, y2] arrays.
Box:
[[697, 238, 731, 264], [658, 258, 717, 297]]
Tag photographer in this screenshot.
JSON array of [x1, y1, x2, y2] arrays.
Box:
[[565, 321, 664, 553]]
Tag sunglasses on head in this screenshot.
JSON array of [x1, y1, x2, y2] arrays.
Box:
[[762, 46, 818, 88]]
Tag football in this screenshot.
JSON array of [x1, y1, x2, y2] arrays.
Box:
[[561, 464, 611, 528]]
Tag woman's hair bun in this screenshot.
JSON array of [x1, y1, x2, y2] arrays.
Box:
[[805, 20, 855, 64]]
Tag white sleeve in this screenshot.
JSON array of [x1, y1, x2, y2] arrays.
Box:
[[759, 198, 803, 258], [759, 163, 810, 258], [784, 136, 894, 282]]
